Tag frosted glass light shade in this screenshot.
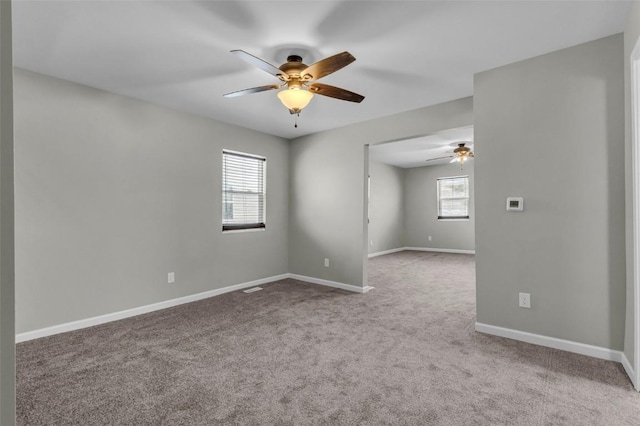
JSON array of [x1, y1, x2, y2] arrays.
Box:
[[277, 88, 313, 112]]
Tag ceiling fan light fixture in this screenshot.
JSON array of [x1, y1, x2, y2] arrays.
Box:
[[450, 154, 469, 164], [277, 87, 313, 113]]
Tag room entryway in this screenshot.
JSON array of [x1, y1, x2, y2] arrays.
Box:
[[363, 127, 476, 289]]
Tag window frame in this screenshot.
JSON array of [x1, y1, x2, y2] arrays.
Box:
[[436, 175, 470, 220], [222, 149, 267, 233]]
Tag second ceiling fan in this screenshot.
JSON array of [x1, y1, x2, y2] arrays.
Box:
[[223, 50, 365, 115], [425, 143, 475, 164]]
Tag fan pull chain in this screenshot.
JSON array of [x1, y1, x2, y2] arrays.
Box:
[[295, 113, 299, 128]]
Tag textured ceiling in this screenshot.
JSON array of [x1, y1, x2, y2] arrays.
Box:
[[12, 1, 631, 141]]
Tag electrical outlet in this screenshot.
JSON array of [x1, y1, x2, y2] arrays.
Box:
[[428, 236, 432, 241], [519, 292, 531, 308], [370, 240, 374, 246], [324, 258, 330, 267], [168, 272, 175, 284]]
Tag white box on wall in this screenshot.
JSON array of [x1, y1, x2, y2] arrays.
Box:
[[506, 197, 524, 211]]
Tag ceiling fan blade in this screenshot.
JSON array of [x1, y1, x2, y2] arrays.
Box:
[[425, 156, 454, 162], [223, 84, 281, 98], [301, 51, 356, 81], [231, 50, 284, 79], [450, 157, 459, 163], [309, 83, 364, 103]]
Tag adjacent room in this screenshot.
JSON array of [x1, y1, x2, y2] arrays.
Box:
[[2, 1, 640, 424], [367, 125, 475, 259]]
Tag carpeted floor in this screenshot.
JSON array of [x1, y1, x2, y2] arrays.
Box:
[[16, 251, 640, 425]]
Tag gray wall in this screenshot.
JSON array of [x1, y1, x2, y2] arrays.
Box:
[[475, 34, 625, 350], [368, 161, 404, 255], [289, 97, 473, 287], [404, 162, 475, 251], [624, 2, 640, 371], [0, 1, 15, 423], [14, 69, 290, 334]]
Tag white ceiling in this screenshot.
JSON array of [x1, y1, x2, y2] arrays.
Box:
[[369, 125, 474, 168], [12, 1, 631, 141]]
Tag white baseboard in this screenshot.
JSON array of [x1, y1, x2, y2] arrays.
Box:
[[368, 247, 405, 258], [405, 246, 475, 255], [368, 247, 476, 258], [475, 322, 622, 362], [621, 352, 638, 390], [16, 274, 289, 343], [16, 272, 375, 343], [287, 273, 374, 294]]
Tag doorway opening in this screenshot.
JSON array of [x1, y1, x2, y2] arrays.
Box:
[[363, 126, 476, 289]]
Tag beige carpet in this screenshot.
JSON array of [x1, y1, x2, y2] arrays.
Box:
[[17, 251, 640, 424]]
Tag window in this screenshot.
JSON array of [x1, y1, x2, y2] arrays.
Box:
[[222, 150, 266, 231], [437, 176, 469, 219]]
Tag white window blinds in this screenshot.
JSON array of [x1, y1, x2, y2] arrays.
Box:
[[437, 176, 469, 219], [222, 150, 266, 231]]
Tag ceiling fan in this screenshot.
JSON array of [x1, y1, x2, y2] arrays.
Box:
[[425, 142, 474, 164], [223, 50, 365, 116]]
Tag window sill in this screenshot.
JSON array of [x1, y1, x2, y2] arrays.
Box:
[[437, 218, 470, 222], [222, 227, 266, 234]]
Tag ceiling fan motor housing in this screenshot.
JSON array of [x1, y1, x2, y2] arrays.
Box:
[[453, 143, 470, 155], [279, 56, 309, 80]]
